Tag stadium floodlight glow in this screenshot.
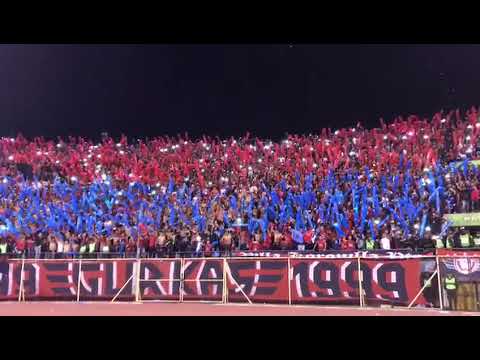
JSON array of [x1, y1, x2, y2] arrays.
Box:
[[196, 235, 201, 241], [476, 123, 480, 128], [310, 147, 314, 151], [151, 190, 156, 195], [441, 118, 446, 123], [349, 151, 356, 156], [313, 163, 318, 168], [115, 200, 120, 205], [117, 191, 123, 196], [116, 143, 121, 147], [425, 226, 431, 232], [236, 217, 242, 224], [334, 130, 339, 135], [408, 131, 414, 137], [88, 154, 92, 158], [0, 225, 6, 231], [56, 143, 62, 148], [119, 150, 124, 155], [467, 125, 473, 129], [71, 176, 78, 182], [155, 182, 160, 187], [97, 154, 101, 158], [466, 135, 471, 140], [36, 151, 42, 156], [258, 159, 262, 163], [302, 158, 306, 162], [414, 223, 420, 229], [403, 149, 407, 154], [129, 182, 135, 186], [423, 135, 429, 139], [374, 219, 380, 225], [2, 178, 7, 184], [383, 135, 388, 140], [208, 181, 212, 186], [426, 179, 432, 184], [248, 166, 252, 171], [445, 173, 450, 178], [184, 141, 188, 145], [7, 155, 13, 161], [351, 128, 356, 132], [55, 160, 60, 164]]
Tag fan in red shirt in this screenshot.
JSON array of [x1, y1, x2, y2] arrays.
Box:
[[472, 185, 480, 211], [204, 240, 213, 257], [303, 228, 314, 250], [340, 235, 357, 250], [313, 232, 327, 252]]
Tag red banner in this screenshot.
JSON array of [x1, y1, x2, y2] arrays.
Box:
[[0, 257, 429, 306], [290, 258, 427, 305]]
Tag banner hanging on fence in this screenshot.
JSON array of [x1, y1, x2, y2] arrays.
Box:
[[0, 257, 429, 306], [438, 249, 480, 282]]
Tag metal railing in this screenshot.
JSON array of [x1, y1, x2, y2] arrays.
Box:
[[1, 246, 480, 260]]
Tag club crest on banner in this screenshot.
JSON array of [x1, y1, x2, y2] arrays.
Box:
[[453, 258, 480, 275]]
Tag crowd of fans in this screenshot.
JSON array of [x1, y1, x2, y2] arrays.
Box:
[[2, 108, 480, 258]]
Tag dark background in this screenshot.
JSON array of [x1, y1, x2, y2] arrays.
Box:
[[1, 44, 479, 141]]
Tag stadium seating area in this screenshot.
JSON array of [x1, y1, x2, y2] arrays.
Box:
[[1, 108, 480, 258]]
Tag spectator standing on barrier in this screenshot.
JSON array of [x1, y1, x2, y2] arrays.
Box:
[[445, 230, 455, 249], [444, 273, 458, 310], [15, 236, 25, 258], [471, 184, 480, 211], [34, 230, 43, 259], [204, 239, 213, 257], [119, 238, 126, 257], [380, 231, 391, 250], [365, 236, 376, 250], [48, 235, 57, 259]]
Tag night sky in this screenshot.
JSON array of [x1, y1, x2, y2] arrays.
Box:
[[1, 44, 480, 141]]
